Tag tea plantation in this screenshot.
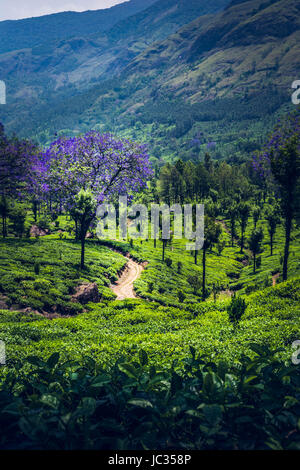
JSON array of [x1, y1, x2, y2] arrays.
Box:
[[0, 232, 299, 449]]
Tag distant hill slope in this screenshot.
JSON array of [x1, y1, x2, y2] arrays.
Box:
[[0, 0, 299, 165], [126, 0, 299, 98], [0, 0, 229, 98], [0, 0, 157, 54]]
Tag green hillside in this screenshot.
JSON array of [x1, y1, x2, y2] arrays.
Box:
[[0, 0, 228, 130], [0, 0, 157, 54], [1, 0, 298, 164], [0, 0, 299, 452]]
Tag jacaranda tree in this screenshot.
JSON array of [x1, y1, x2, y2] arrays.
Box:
[[42, 132, 153, 268], [0, 123, 40, 196], [253, 110, 300, 280], [0, 123, 41, 237]]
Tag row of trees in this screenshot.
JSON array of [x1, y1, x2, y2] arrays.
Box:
[[157, 109, 299, 282], [1, 108, 298, 287]]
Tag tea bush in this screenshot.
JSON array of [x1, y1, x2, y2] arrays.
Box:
[[0, 345, 299, 450], [0, 239, 125, 313]]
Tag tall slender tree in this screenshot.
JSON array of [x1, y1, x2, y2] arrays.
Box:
[[265, 206, 280, 256], [202, 217, 221, 301], [253, 110, 300, 280], [237, 202, 250, 253], [249, 227, 264, 273]]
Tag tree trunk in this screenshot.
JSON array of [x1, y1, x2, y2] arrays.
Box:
[[253, 253, 256, 274], [283, 216, 292, 281], [270, 233, 273, 256], [162, 240, 166, 261], [194, 250, 198, 265], [240, 229, 244, 253], [202, 247, 206, 301], [75, 219, 79, 241], [2, 215, 5, 238], [81, 235, 85, 269]]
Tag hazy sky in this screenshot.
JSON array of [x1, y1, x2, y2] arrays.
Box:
[[0, 0, 126, 21]]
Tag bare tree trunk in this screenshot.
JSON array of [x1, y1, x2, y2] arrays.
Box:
[[81, 235, 85, 270], [270, 233, 273, 256], [202, 247, 206, 301], [283, 216, 292, 281]]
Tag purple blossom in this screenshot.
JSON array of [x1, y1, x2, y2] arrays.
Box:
[[40, 131, 153, 210]]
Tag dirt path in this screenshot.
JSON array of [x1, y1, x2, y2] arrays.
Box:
[[272, 272, 280, 287], [111, 256, 145, 300]]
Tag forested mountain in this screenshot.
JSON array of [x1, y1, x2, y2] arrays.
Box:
[[0, 0, 299, 164], [0, 0, 157, 54], [0, 0, 228, 104]]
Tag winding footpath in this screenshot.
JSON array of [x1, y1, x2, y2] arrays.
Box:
[[111, 256, 145, 300]]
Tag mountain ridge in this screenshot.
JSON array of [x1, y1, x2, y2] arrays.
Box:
[[0, 0, 299, 165], [0, 0, 157, 54]]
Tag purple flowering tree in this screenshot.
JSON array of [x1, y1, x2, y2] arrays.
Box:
[[0, 123, 41, 236], [0, 123, 40, 197], [252, 110, 300, 280], [42, 131, 153, 268]]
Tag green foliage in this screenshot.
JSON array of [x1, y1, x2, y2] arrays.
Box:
[[217, 239, 226, 256], [0, 239, 125, 314], [177, 290, 186, 303], [37, 216, 51, 232], [0, 344, 300, 450], [227, 296, 247, 325], [9, 205, 27, 238], [34, 262, 40, 275], [187, 275, 201, 295], [249, 227, 264, 273], [148, 282, 154, 293], [256, 256, 262, 269]]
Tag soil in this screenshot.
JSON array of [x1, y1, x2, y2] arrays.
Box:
[[111, 256, 145, 300]]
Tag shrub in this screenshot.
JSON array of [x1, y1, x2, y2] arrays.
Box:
[[177, 290, 186, 303], [177, 262, 182, 274], [217, 239, 226, 256], [165, 258, 172, 267], [187, 275, 201, 295], [34, 262, 40, 275], [33, 279, 52, 292], [256, 256, 262, 269], [37, 217, 51, 232], [148, 282, 154, 293], [227, 296, 247, 325], [0, 346, 299, 450], [9, 206, 26, 238]]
